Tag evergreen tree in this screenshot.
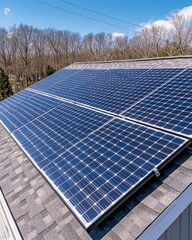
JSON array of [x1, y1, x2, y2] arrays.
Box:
[[45, 65, 56, 77], [0, 68, 13, 101]]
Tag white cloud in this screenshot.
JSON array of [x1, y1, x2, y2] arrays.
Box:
[[152, 20, 173, 30], [141, 19, 173, 31], [112, 32, 125, 38], [141, 6, 192, 31], [112, 32, 125, 41], [4, 7, 11, 15], [141, 21, 173, 32]]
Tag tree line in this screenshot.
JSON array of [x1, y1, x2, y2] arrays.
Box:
[[0, 10, 192, 99]]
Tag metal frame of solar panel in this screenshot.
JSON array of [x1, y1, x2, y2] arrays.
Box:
[[0, 66, 191, 231], [122, 68, 192, 139]]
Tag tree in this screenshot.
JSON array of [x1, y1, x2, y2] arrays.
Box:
[[0, 68, 13, 100], [12, 24, 34, 87], [45, 65, 56, 77], [170, 13, 192, 55]]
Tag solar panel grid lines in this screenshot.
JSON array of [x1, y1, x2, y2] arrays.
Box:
[[41, 117, 115, 165], [12, 102, 112, 169], [120, 67, 188, 115], [0, 91, 63, 132], [60, 119, 189, 228], [30, 68, 81, 91], [30, 69, 109, 95], [28, 68, 185, 119], [27, 87, 120, 122], [39, 68, 149, 108], [0, 90, 40, 132], [19, 116, 188, 229], [0, 90, 37, 113], [42, 68, 184, 114], [123, 68, 192, 139], [11, 129, 88, 227]]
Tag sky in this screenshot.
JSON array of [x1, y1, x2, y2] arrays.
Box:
[[1, 0, 192, 37]]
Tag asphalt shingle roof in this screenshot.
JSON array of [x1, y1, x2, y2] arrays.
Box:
[[0, 56, 192, 240]]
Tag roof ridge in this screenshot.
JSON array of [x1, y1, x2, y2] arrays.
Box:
[[71, 55, 192, 65]]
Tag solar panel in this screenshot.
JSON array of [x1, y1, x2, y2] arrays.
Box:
[[30, 69, 80, 91], [31, 69, 107, 95], [12, 102, 111, 168], [38, 68, 184, 114], [0, 91, 62, 132], [12, 116, 189, 229], [0, 66, 191, 231], [0, 90, 37, 113], [123, 68, 192, 138]]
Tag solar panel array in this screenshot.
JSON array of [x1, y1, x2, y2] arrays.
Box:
[[0, 65, 191, 230], [32, 68, 184, 114]]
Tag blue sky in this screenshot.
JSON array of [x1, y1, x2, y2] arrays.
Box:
[[1, 0, 192, 37]]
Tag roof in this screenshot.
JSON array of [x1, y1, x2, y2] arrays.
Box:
[[66, 55, 192, 69], [0, 56, 192, 240]]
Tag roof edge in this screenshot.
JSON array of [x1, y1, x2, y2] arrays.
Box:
[[72, 55, 192, 65], [138, 184, 192, 240]]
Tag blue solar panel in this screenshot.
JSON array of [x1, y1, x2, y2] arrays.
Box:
[[30, 69, 80, 91], [123, 68, 192, 138], [0, 90, 37, 113], [12, 116, 189, 229], [31, 69, 107, 95], [1, 66, 190, 230], [39, 68, 184, 114], [12, 102, 111, 168], [0, 91, 62, 132]]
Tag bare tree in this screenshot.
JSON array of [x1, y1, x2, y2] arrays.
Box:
[[11, 24, 34, 86], [170, 13, 192, 55], [32, 28, 46, 80], [113, 36, 133, 59], [149, 25, 167, 57], [130, 27, 153, 58], [45, 28, 63, 70], [0, 28, 12, 71], [81, 33, 95, 61]]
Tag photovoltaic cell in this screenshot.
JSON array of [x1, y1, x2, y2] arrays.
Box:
[[30, 69, 80, 91], [0, 90, 37, 113], [32, 69, 107, 95], [12, 102, 111, 168], [41, 68, 184, 114], [123, 68, 192, 138], [0, 91, 62, 132], [12, 116, 189, 229]]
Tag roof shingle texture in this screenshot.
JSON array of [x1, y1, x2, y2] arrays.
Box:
[[0, 56, 192, 240]]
